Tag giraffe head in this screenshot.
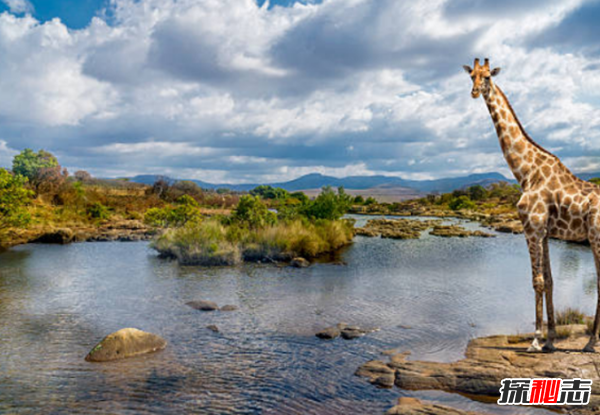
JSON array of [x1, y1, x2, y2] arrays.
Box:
[[463, 58, 501, 99]]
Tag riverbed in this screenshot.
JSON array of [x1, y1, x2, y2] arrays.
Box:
[[0, 216, 596, 414]]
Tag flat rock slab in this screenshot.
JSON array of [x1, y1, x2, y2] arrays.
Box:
[[357, 327, 600, 413], [220, 305, 238, 311], [85, 328, 167, 362], [186, 300, 219, 311], [385, 398, 481, 415]]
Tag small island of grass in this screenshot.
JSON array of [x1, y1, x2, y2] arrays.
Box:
[[150, 187, 355, 266]]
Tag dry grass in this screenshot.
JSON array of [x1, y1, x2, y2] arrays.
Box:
[[555, 307, 586, 325], [152, 218, 354, 266]]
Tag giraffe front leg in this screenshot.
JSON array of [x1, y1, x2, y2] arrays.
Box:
[[524, 226, 546, 353]]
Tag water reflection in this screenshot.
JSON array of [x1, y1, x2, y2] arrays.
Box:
[[0, 217, 596, 414]]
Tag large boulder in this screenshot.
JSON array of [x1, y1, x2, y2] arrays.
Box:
[[85, 328, 167, 362], [186, 300, 219, 311]]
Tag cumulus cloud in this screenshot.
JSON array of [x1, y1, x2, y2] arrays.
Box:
[[0, 0, 598, 183], [2, 0, 33, 14]]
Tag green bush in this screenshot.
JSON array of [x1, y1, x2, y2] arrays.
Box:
[[590, 178, 600, 186], [448, 196, 476, 211], [250, 185, 290, 200], [467, 185, 488, 201], [0, 169, 33, 233], [144, 195, 201, 227], [300, 186, 353, 220], [232, 195, 277, 228], [87, 202, 111, 220]]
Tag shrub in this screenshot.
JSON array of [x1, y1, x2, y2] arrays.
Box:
[[144, 195, 201, 227], [590, 178, 600, 186], [0, 169, 33, 233], [87, 202, 111, 220], [232, 195, 277, 229], [448, 195, 476, 211], [74, 170, 92, 182], [250, 185, 289, 200], [364, 196, 377, 206], [300, 186, 353, 220], [467, 185, 488, 201], [353, 195, 365, 204], [290, 191, 309, 204]]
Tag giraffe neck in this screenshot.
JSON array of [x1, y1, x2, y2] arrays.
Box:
[[483, 84, 556, 189]]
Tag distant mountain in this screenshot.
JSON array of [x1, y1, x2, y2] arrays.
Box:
[[128, 171, 520, 194]]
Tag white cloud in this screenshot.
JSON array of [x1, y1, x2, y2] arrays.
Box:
[[2, 0, 33, 14]]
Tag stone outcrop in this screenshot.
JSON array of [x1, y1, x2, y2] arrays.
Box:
[[355, 218, 444, 240], [357, 327, 600, 413], [385, 398, 482, 415], [85, 328, 167, 362], [220, 305, 238, 311], [429, 225, 494, 238]]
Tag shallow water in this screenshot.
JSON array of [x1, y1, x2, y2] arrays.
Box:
[[0, 216, 597, 414]]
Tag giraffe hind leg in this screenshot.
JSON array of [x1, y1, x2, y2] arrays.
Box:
[[542, 236, 557, 352], [584, 234, 600, 353]]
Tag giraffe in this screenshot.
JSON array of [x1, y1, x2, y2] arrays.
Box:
[[463, 58, 600, 353]]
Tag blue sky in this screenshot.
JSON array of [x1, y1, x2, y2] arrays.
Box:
[[0, 0, 599, 183]]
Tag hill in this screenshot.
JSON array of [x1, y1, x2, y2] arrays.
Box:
[[128, 171, 522, 195]]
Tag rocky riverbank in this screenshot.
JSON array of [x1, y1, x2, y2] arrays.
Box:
[[357, 325, 600, 415], [0, 219, 157, 249], [352, 205, 524, 235]]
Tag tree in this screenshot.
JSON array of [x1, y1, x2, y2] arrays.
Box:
[[300, 186, 353, 221], [12, 149, 59, 180], [353, 195, 365, 204], [0, 169, 33, 234]]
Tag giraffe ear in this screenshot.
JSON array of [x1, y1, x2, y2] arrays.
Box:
[[490, 67, 501, 77], [462, 65, 472, 74]]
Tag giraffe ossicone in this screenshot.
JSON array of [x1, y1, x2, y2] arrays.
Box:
[[464, 57, 600, 353]]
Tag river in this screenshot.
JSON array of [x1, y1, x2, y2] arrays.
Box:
[[0, 216, 596, 414]]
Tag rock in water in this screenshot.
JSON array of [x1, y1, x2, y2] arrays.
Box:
[[316, 326, 341, 340], [206, 325, 220, 333], [85, 328, 167, 362], [220, 304, 238, 311], [290, 257, 310, 268], [186, 300, 219, 311]]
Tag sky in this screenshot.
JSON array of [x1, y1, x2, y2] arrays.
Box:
[[0, 0, 599, 183]]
